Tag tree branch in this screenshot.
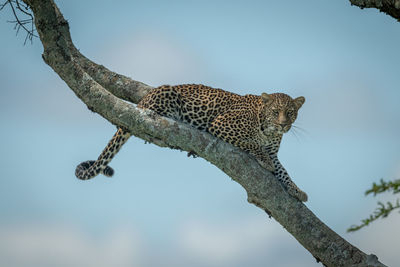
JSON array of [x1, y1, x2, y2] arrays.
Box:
[[349, 0, 400, 21], [71, 51, 153, 104], [22, 0, 387, 266]]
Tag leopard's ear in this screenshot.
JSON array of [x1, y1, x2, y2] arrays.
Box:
[[261, 93, 273, 105], [294, 96, 305, 109]]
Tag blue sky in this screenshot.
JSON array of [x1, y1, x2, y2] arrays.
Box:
[[1, 1, 399, 266]]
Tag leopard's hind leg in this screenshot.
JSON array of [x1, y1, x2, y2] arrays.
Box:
[[75, 128, 130, 180]]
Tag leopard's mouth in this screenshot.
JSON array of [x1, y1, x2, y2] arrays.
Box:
[[263, 123, 291, 135], [283, 125, 292, 133], [273, 124, 291, 134]]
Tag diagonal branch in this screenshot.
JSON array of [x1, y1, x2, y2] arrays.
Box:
[[22, 0, 387, 266], [349, 0, 400, 21]]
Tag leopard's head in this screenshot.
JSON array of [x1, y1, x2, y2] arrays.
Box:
[[261, 92, 305, 134]]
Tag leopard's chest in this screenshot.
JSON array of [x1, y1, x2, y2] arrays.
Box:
[[258, 130, 282, 153]]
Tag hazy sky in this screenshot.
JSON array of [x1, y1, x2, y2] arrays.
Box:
[[1, 1, 399, 266]]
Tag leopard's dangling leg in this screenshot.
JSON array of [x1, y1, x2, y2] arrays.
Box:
[[75, 128, 131, 180]]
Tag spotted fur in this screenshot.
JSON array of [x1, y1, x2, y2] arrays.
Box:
[[75, 128, 130, 180], [75, 84, 307, 202]]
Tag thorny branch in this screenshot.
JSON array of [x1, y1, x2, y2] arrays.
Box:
[[348, 179, 400, 232]]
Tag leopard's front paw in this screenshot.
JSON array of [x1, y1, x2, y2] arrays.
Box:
[[287, 187, 308, 202]]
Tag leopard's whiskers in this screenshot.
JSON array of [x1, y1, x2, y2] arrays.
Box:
[[289, 124, 308, 141]]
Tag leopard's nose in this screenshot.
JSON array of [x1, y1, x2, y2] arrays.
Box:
[[279, 123, 288, 129]]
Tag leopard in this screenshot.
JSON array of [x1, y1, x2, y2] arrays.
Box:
[[75, 84, 307, 202]]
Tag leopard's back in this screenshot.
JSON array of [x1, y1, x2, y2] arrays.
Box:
[[138, 84, 243, 131]]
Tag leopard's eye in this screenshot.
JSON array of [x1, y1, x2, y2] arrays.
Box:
[[287, 110, 294, 116], [272, 110, 279, 116]]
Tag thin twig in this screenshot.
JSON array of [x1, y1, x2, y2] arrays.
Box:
[[1, 0, 37, 44]]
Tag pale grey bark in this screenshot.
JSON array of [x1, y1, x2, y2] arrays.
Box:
[[350, 0, 400, 21], [22, 0, 388, 266]]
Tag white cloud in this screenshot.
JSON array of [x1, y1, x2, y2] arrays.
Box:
[[3, 217, 395, 267], [302, 77, 382, 133], [0, 223, 144, 267], [176, 217, 320, 267], [101, 29, 207, 86], [178, 219, 268, 265]]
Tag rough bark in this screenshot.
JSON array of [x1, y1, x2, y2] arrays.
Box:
[[350, 0, 400, 21], [22, 0, 388, 266]]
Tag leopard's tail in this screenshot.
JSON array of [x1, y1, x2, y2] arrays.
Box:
[[75, 128, 131, 180]]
